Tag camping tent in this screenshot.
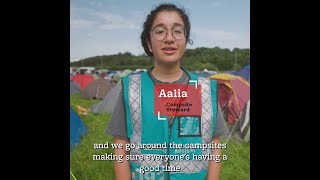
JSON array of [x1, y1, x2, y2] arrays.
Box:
[[228, 99, 250, 142], [128, 70, 145, 76], [209, 73, 250, 124], [91, 80, 122, 114], [192, 71, 216, 78], [71, 74, 95, 89], [238, 99, 250, 142], [70, 80, 81, 95], [70, 107, 88, 151], [230, 65, 250, 82], [80, 79, 115, 100]]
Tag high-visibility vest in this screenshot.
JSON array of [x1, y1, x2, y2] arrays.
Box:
[[122, 69, 218, 180]]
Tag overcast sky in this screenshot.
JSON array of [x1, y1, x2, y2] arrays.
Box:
[[70, 0, 250, 62]]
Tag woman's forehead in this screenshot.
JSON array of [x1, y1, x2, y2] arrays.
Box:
[[152, 11, 184, 27]]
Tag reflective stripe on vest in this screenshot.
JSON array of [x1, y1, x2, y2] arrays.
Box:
[[171, 76, 212, 173], [128, 75, 142, 154]]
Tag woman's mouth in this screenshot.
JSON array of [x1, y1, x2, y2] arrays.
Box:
[[162, 47, 177, 55]]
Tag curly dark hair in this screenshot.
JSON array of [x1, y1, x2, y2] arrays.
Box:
[[140, 3, 193, 56]]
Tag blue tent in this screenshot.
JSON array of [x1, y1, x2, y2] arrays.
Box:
[[230, 65, 250, 82], [70, 107, 88, 151]]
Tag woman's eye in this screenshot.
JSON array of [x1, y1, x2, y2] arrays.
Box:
[[155, 30, 165, 34]]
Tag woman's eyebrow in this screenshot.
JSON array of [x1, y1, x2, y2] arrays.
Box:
[[172, 23, 183, 27], [152, 23, 184, 29], [152, 23, 165, 29]]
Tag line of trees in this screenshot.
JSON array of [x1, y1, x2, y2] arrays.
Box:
[[70, 47, 250, 71]]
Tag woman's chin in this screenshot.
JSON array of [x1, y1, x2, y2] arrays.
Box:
[[158, 57, 180, 64]]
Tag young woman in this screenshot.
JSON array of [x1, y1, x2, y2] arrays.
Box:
[[106, 3, 229, 180]]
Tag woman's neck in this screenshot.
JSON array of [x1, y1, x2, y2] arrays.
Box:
[[151, 61, 183, 83]]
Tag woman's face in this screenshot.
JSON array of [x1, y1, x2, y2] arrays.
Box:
[[148, 11, 187, 64]]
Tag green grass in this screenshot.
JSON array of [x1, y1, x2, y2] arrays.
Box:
[[220, 139, 250, 180], [70, 93, 115, 180], [70, 93, 250, 180]]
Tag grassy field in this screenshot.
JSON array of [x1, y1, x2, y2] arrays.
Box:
[[70, 93, 250, 180]]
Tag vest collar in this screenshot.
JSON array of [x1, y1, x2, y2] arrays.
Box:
[[146, 66, 192, 84]]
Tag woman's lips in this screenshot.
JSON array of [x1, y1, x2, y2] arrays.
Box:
[[162, 48, 177, 55]]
